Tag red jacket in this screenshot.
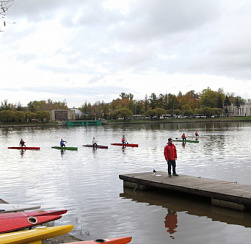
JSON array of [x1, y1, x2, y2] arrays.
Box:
[[164, 143, 177, 161]]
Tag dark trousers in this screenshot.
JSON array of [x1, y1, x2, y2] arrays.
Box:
[[167, 160, 176, 175]]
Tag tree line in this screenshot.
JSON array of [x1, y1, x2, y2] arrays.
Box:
[[79, 87, 246, 120], [0, 87, 246, 122], [0, 99, 67, 122]]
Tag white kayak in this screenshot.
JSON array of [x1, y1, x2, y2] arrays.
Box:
[[0, 204, 41, 213]]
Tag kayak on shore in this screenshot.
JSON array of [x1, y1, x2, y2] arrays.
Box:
[[0, 215, 62, 234], [0, 225, 74, 243], [65, 236, 132, 244]]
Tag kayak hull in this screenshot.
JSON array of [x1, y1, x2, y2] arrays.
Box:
[[111, 143, 138, 147], [0, 215, 61, 233], [0, 225, 74, 244], [66, 236, 132, 244], [173, 140, 199, 143], [83, 144, 108, 149], [8, 147, 40, 150], [0, 209, 67, 220], [51, 146, 78, 150]]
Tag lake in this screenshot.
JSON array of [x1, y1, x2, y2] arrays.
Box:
[[1, 121, 251, 243]]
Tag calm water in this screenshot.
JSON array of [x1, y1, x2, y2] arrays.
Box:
[[1, 122, 251, 243]]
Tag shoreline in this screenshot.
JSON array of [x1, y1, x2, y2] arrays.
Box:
[[0, 117, 251, 128]]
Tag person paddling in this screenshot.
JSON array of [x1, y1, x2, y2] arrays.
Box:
[[60, 139, 66, 147], [92, 137, 98, 147], [19, 138, 26, 147], [122, 135, 128, 144], [181, 133, 186, 142]]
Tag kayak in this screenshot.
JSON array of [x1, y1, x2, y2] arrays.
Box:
[[111, 143, 138, 147], [173, 139, 199, 143], [8, 147, 40, 150], [0, 225, 74, 244], [0, 215, 61, 233], [0, 204, 41, 213], [0, 209, 67, 220], [51, 146, 78, 150], [83, 144, 108, 149], [66, 236, 132, 244]]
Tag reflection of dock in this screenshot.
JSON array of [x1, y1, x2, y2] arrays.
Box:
[[120, 188, 251, 228], [119, 172, 251, 211]]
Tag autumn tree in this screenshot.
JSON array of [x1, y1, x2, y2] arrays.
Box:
[[200, 87, 218, 108]]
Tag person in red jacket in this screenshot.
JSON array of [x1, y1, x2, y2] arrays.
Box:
[[164, 138, 178, 177]]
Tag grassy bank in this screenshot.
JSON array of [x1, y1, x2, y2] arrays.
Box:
[[106, 116, 251, 124]]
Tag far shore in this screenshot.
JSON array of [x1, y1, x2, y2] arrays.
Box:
[[0, 117, 251, 128]]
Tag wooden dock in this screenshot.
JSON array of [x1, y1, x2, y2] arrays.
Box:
[[119, 171, 251, 211]]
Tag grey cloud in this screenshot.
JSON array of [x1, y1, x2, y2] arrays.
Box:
[[114, 0, 221, 41]]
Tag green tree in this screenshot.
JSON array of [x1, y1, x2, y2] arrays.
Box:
[[25, 111, 37, 121], [167, 94, 179, 116], [224, 95, 231, 106], [0, 99, 13, 110], [27, 101, 39, 112], [13, 111, 25, 122], [114, 108, 133, 120], [144, 109, 155, 119], [201, 107, 214, 118], [149, 93, 157, 109], [184, 109, 193, 117], [35, 111, 50, 122], [200, 87, 219, 108], [0, 110, 13, 122], [154, 108, 166, 119]]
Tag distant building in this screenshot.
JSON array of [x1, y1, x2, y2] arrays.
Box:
[[225, 103, 251, 117], [71, 108, 83, 119], [50, 109, 76, 121]]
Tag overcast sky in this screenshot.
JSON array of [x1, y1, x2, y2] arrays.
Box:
[[1, 0, 251, 108]]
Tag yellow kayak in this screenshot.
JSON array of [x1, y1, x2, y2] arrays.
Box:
[[0, 225, 74, 244]]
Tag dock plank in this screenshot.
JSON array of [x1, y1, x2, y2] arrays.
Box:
[[119, 171, 251, 211]]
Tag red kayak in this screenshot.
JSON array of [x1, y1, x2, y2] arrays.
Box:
[[66, 236, 132, 244], [83, 145, 108, 149], [8, 147, 40, 150], [111, 143, 138, 147], [0, 209, 67, 220], [0, 215, 61, 233]]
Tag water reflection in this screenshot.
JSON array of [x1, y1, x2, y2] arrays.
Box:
[[20, 149, 25, 157], [164, 209, 178, 239], [120, 187, 251, 228]]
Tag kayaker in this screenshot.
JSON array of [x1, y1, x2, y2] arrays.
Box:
[[122, 135, 127, 144], [164, 138, 178, 177], [195, 131, 199, 140], [19, 138, 26, 147], [60, 139, 66, 147], [92, 137, 98, 147], [181, 133, 186, 142]]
